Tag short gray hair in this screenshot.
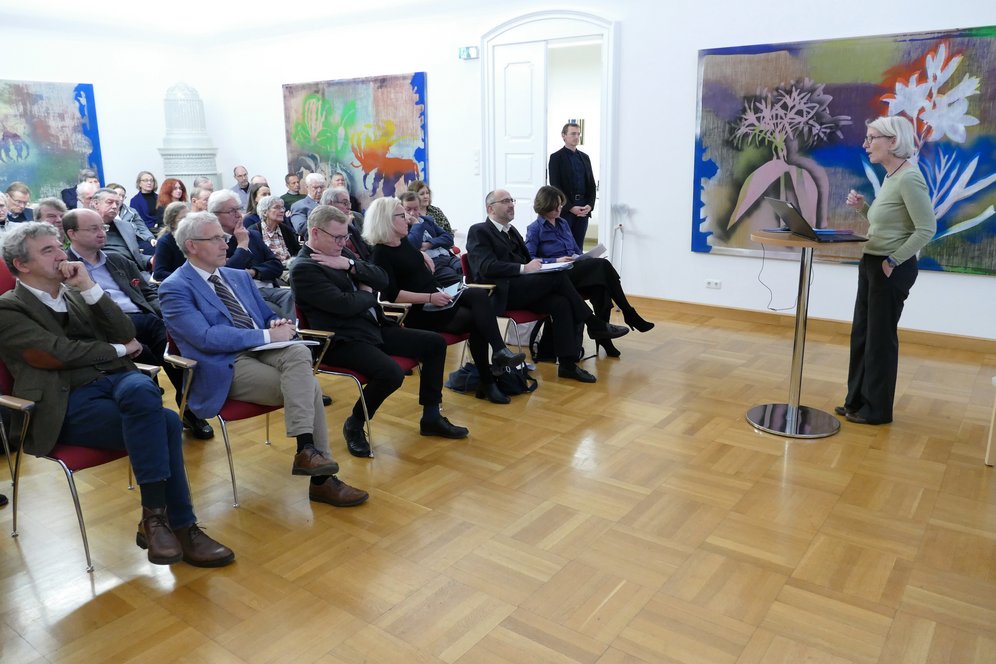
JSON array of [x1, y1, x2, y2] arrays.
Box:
[[78, 168, 98, 182], [174, 211, 219, 256], [76, 181, 98, 198], [304, 172, 326, 187], [35, 197, 68, 216], [256, 194, 283, 219], [2, 222, 58, 274], [92, 187, 120, 204], [866, 116, 917, 160], [321, 187, 350, 206], [362, 197, 399, 247], [192, 176, 213, 189], [207, 189, 240, 213]]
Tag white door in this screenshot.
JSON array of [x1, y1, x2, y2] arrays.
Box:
[[492, 41, 547, 225]]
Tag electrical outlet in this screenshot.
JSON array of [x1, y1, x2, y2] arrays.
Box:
[[705, 279, 722, 289]]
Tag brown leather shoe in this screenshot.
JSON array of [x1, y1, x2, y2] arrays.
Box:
[[173, 524, 235, 568], [309, 476, 369, 507], [291, 447, 340, 476], [136, 507, 183, 565]]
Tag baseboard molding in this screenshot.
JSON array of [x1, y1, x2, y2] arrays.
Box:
[[632, 297, 996, 354]]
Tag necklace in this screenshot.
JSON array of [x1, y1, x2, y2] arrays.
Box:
[[886, 160, 908, 178]]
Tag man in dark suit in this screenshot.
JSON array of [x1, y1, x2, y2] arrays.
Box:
[[60, 168, 100, 210], [63, 208, 213, 439], [4, 183, 34, 223], [90, 188, 152, 279], [466, 189, 628, 383], [159, 211, 367, 508], [289, 173, 326, 236], [208, 189, 295, 320], [548, 122, 597, 249], [0, 222, 233, 567], [289, 205, 468, 458]]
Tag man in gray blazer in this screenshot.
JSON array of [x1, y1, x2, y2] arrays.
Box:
[[90, 188, 152, 279], [289, 173, 326, 236]]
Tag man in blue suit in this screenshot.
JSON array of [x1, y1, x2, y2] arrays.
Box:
[[289, 173, 326, 236], [159, 211, 368, 508]]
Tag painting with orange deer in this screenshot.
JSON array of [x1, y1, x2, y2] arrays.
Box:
[[282, 72, 426, 210]]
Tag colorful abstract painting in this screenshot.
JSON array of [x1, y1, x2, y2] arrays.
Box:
[[282, 72, 426, 210], [693, 26, 996, 274], [0, 80, 103, 199]]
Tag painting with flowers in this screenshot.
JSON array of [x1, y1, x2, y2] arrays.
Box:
[[693, 26, 996, 274]]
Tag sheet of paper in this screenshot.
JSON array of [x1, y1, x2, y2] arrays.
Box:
[[538, 262, 573, 272], [576, 243, 607, 260]]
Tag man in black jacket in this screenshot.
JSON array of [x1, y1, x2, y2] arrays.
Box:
[[466, 189, 627, 383], [64, 208, 214, 439], [289, 205, 468, 458], [548, 122, 597, 249]]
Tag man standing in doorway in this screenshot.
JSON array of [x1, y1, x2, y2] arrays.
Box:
[[548, 122, 596, 250]]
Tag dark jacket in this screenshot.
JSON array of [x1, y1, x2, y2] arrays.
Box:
[[225, 229, 284, 285], [66, 248, 161, 315], [548, 146, 596, 211], [465, 219, 532, 314], [244, 219, 301, 259]]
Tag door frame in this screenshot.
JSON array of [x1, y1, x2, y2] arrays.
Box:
[[481, 10, 617, 249]]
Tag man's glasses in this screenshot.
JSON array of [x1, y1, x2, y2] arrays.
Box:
[[190, 235, 228, 244], [77, 225, 110, 233], [493, 197, 515, 205], [216, 208, 242, 216], [316, 226, 349, 243]]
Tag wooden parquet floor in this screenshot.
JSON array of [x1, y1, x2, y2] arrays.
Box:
[[2, 297, 995, 663]]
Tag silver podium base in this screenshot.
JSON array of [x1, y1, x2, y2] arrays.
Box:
[[746, 403, 840, 439]]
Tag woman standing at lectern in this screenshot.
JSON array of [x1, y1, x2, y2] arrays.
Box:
[[839, 116, 935, 425]]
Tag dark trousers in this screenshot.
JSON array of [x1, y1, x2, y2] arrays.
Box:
[[128, 312, 184, 408], [563, 209, 589, 250], [566, 257, 631, 321], [323, 327, 447, 420], [59, 371, 194, 528], [845, 254, 918, 423], [505, 272, 592, 361], [406, 287, 505, 385]]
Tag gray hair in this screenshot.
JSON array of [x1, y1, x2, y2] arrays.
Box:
[[77, 181, 99, 198], [256, 194, 284, 220], [2, 222, 58, 275], [192, 176, 213, 189], [78, 168, 98, 182], [35, 197, 68, 216], [174, 211, 219, 256], [866, 116, 917, 160], [307, 204, 349, 231], [304, 172, 326, 187], [207, 189, 240, 213], [362, 197, 399, 247], [321, 187, 350, 206], [191, 187, 210, 202], [91, 187, 120, 204]]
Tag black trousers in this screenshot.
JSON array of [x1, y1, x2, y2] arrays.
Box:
[[563, 209, 589, 251], [405, 287, 505, 385], [322, 327, 447, 420], [844, 254, 918, 423], [128, 312, 185, 408], [505, 272, 592, 360], [566, 257, 631, 321]]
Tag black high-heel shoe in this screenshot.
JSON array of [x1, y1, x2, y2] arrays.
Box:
[[596, 339, 621, 358], [622, 309, 655, 333]]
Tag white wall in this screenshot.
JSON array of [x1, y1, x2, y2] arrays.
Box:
[[1, 0, 992, 339]]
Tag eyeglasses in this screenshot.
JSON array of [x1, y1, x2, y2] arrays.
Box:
[[190, 235, 228, 244], [315, 226, 349, 243], [493, 197, 515, 205], [393, 213, 408, 219], [77, 225, 110, 233], [863, 135, 889, 145], [216, 208, 242, 216], [333, 198, 350, 206]]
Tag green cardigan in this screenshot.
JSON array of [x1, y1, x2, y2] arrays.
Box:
[[862, 166, 936, 264]]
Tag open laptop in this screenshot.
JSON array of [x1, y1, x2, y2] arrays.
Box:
[[764, 197, 867, 243]]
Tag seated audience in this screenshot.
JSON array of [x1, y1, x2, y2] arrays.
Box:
[[109, 182, 156, 256], [408, 180, 452, 232], [526, 186, 653, 357], [290, 173, 326, 236], [242, 182, 271, 227], [321, 187, 370, 259], [5, 183, 33, 223], [63, 208, 213, 438], [91, 188, 152, 278], [0, 193, 7, 233], [76, 181, 98, 213], [131, 171, 159, 229], [330, 171, 361, 212], [190, 186, 211, 213], [208, 190, 294, 320], [152, 202, 189, 282], [245, 195, 299, 266], [159, 212, 367, 508], [33, 198, 68, 242], [60, 168, 99, 210], [290, 204, 469, 458], [191, 176, 214, 194], [366, 197, 526, 405], [466, 189, 629, 383], [155, 179, 188, 231], [399, 191, 461, 286], [0, 222, 233, 567], [280, 173, 305, 211]]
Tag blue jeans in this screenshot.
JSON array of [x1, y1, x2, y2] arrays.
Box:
[[59, 371, 195, 528]]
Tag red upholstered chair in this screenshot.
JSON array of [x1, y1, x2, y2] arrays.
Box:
[[294, 307, 419, 456], [459, 253, 547, 350], [0, 356, 163, 573]]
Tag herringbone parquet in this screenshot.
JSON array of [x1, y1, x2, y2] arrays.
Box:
[[2, 297, 995, 663]]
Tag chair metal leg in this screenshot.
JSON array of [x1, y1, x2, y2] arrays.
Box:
[[264, 413, 271, 446], [1, 423, 13, 487], [346, 375, 373, 443], [215, 417, 240, 508], [127, 466, 134, 490], [53, 459, 95, 573], [11, 446, 22, 538]]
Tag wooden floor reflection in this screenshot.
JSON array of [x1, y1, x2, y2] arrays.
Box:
[[2, 297, 995, 663]]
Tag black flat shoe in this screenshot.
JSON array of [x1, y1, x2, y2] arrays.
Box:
[[183, 411, 215, 440], [420, 415, 469, 439], [322, 394, 333, 407], [558, 363, 597, 383], [596, 339, 621, 358], [476, 382, 511, 404], [491, 348, 526, 372], [833, 405, 850, 416], [623, 309, 655, 333], [343, 420, 372, 458], [844, 412, 891, 425], [587, 320, 629, 341]]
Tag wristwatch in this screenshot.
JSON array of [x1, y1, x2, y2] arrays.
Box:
[[347, 258, 355, 269], [885, 256, 899, 268]]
